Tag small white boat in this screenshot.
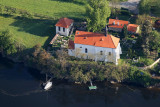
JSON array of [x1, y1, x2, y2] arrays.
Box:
[[44, 81, 52, 90]]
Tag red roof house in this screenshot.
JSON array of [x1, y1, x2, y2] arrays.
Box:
[[127, 24, 140, 34], [55, 18, 74, 36], [108, 19, 129, 32], [74, 31, 120, 49]]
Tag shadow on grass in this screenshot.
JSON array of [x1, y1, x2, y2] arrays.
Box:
[[50, 0, 86, 5], [9, 17, 57, 48]]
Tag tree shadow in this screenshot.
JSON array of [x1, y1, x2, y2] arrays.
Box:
[[50, 0, 87, 5], [9, 16, 57, 48]]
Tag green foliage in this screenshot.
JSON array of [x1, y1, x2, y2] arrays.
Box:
[[86, 0, 111, 32], [121, 24, 128, 39], [128, 67, 152, 87], [141, 20, 152, 57], [131, 58, 154, 67], [139, 0, 151, 14], [139, 0, 160, 16], [0, 30, 17, 55], [149, 31, 160, 52]]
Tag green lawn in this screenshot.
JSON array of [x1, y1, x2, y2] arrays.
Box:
[[0, 16, 54, 48], [0, 0, 86, 48], [0, 0, 85, 19]]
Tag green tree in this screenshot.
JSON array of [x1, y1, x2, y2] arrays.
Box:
[[110, 0, 121, 18], [139, 0, 151, 14], [141, 20, 152, 57], [149, 31, 160, 52], [86, 0, 111, 32], [0, 30, 17, 56], [121, 24, 128, 39]]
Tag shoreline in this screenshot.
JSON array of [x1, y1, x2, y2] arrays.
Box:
[[1, 55, 160, 90]]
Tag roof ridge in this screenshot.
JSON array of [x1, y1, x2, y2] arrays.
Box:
[[108, 35, 116, 48]]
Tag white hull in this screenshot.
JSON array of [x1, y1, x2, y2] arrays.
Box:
[[44, 82, 52, 90]]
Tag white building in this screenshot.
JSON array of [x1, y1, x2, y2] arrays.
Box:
[[55, 18, 74, 36], [68, 31, 122, 65]]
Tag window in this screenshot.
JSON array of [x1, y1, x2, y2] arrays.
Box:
[[58, 27, 60, 31], [100, 51, 103, 55], [109, 52, 111, 55], [80, 47, 82, 48], [85, 48, 88, 53], [63, 28, 65, 32]]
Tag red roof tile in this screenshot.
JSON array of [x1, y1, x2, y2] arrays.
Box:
[[74, 31, 120, 49], [108, 19, 129, 29], [68, 40, 75, 49], [55, 18, 74, 28], [127, 24, 139, 33]]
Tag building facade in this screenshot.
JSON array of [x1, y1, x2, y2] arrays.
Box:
[[68, 31, 122, 65], [55, 18, 74, 36]]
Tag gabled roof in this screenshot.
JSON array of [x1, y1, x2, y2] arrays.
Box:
[[74, 31, 120, 49], [68, 40, 75, 49], [108, 19, 129, 29], [55, 18, 74, 28], [127, 24, 139, 33]]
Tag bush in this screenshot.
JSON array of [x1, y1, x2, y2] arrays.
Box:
[[128, 67, 152, 87]]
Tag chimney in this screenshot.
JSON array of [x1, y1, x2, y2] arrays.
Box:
[[105, 25, 108, 37]]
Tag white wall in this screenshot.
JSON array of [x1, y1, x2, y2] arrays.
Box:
[[70, 43, 122, 65], [68, 49, 75, 56], [56, 23, 73, 36]]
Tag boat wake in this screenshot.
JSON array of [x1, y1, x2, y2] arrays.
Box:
[[0, 88, 46, 97]]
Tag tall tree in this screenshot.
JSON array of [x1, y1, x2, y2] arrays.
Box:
[[139, 0, 151, 15], [0, 30, 17, 56], [110, 0, 120, 18], [86, 0, 111, 32], [121, 24, 128, 39], [141, 20, 152, 57]]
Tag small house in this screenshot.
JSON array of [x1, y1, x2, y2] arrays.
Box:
[[108, 19, 129, 32], [127, 24, 140, 34], [55, 18, 74, 36], [108, 19, 140, 34]]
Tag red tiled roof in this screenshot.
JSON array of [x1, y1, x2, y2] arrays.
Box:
[[55, 18, 74, 28], [68, 40, 75, 49], [74, 31, 120, 49], [108, 19, 129, 29], [127, 24, 139, 33]]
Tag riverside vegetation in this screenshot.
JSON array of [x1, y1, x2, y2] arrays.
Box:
[[0, 0, 160, 88]]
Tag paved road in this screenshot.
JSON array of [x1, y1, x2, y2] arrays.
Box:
[[110, 0, 141, 14]]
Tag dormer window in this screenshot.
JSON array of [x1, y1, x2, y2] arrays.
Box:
[[100, 38, 104, 41], [113, 21, 115, 25]]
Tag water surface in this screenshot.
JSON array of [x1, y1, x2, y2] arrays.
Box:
[[0, 57, 160, 107]]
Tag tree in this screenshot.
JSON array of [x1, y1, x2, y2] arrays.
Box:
[[86, 0, 111, 32], [110, 0, 121, 18], [141, 20, 152, 57], [121, 24, 128, 39], [0, 30, 17, 56], [139, 0, 151, 15], [149, 31, 160, 53]]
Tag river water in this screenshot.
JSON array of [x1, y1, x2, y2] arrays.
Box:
[[0, 57, 160, 107]]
